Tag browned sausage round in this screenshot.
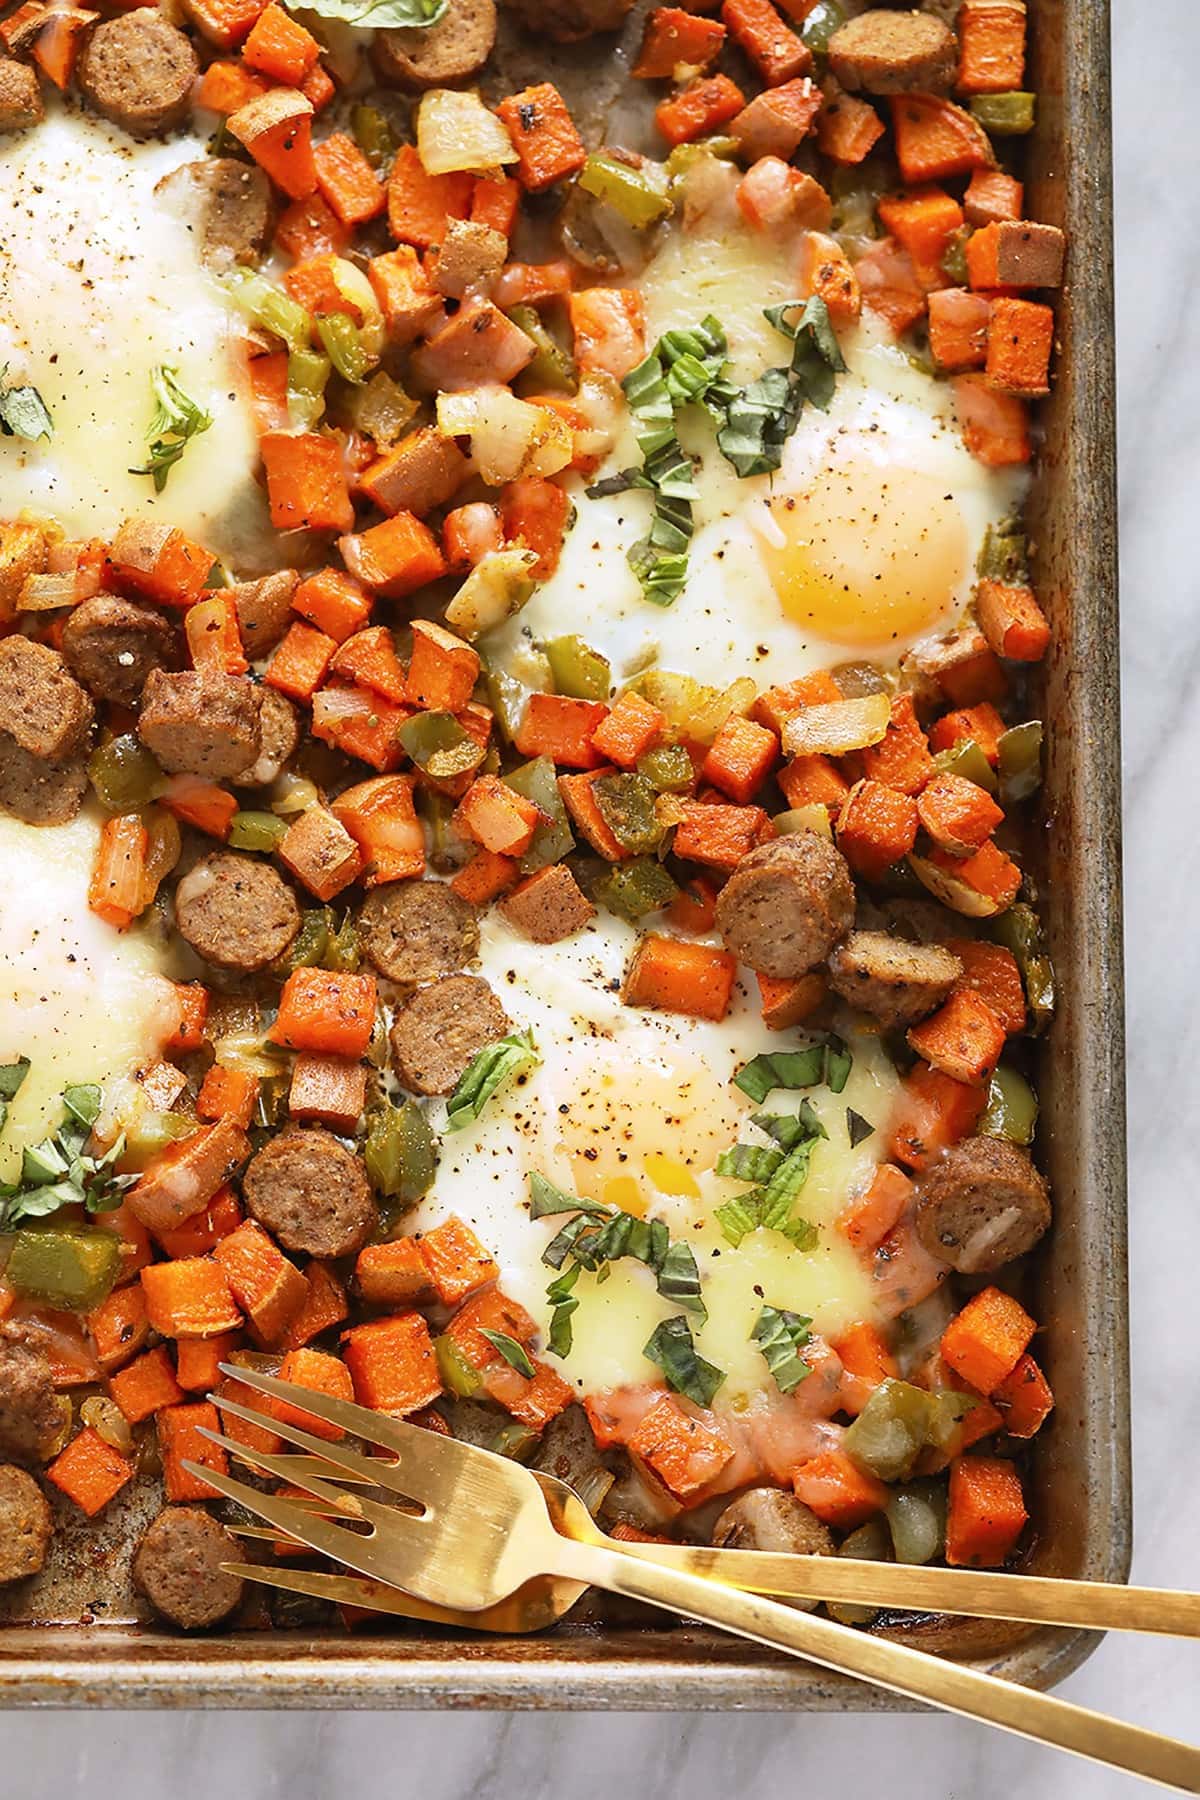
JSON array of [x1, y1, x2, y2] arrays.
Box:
[[715, 832, 855, 978], [174, 851, 301, 972], [132, 1506, 245, 1629], [61, 594, 175, 705], [375, 0, 496, 88], [916, 1137, 1050, 1273], [233, 687, 299, 789], [243, 1128, 377, 1258], [712, 1488, 834, 1557], [499, 0, 634, 42], [78, 13, 199, 138], [827, 9, 957, 94], [0, 738, 88, 826], [0, 635, 94, 764], [231, 570, 298, 658], [138, 669, 262, 781], [154, 158, 274, 269], [389, 974, 510, 1095], [827, 930, 962, 1028], [359, 881, 480, 984], [0, 1465, 53, 1585], [0, 1330, 70, 1466]]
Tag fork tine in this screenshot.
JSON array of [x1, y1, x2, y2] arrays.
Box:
[[220, 1561, 517, 1630], [180, 1458, 423, 1587], [269, 1453, 373, 1486], [212, 1395, 433, 1507], [195, 1427, 363, 1509]]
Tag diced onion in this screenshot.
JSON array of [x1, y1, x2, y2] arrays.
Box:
[[270, 772, 321, 816], [781, 692, 892, 758], [329, 258, 385, 360], [445, 549, 538, 640], [774, 804, 833, 840], [908, 852, 1005, 918], [416, 89, 516, 176], [81, 1396, 134, 1456], [437, 386, 572, 484]]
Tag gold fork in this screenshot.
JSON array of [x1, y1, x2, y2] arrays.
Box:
[[227, 1453, 1200, 1641], [188, 1369, 1200, 1793]]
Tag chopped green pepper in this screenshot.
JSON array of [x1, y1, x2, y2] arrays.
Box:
[[592, 772, 663, 855], [122, 1109, 198, 1169], [88, 735, 164, 813], [664, 138, 737, 184], [799, 0, 845, 54], [226, 269, 312, 355], [490, 1420, 540, 1460], [578, 153, 672, 230], [350, 102, 395, 168], [398, 711, 486, 782], [364, 1098, 438, 1214], [637, 743, 694, 792], [976, 516, 1028, 584], [435, 1334, 482, 1399], [826, 1517, 889, 1626], [545, 634, 612, 703], [993, 902, 1056, 1033], [843, 1378, 936, 1482], [6, 1226, 122, 1311], [886, 1479, 947, 1566], [940, 226, 970, 286], [228, 810, 288, 854], [349, 369, 418, 449], [286, 908, 334, 971], [316, 312, 375, 386], [326, 915, 361, 973], [287, 346, 331, 429], [924, 1387, 987, 1456], [485, 664, 537, 745], [998, 720, 1043, 804], [508, 304, 578, 394], [970, 91, 1036, 136], [596, 856, 680, 921], [932, 737, 999, 794], [504, 757, 574, 872], [980, 1064, 1038, 1146]]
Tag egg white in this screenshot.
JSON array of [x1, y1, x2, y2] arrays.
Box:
[[0, 104, 268, 562]]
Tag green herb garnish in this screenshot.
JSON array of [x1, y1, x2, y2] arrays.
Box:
[[752, 1306, 813, 1394], [846, 1108, 875, 1147], [643, 1315, 725, 1406], [284, 0, 446, 24], [0, 1082, 131, 1230], [130, 365, 212, 493], [479, 1329, 535, 1379], [716, 296, 846, 477], [0, 1058, 30, 1134], [445, 1029, 539, 1132], [734, 1037, 853, 1104], [0, 369, 52, 442]]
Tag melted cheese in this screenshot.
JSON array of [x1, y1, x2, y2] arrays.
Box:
[[0, 811, 176, 1180]]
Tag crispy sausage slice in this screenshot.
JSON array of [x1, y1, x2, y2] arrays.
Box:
[[0, 1466, 53, 1584], [0, 738, 88, 825], [498, 863, 595, 944], [174, 850, 301, 971], [715, 832, 855, 978], [713, 1488, 835, 1556], [0, 57, 43, 131], [828, 9, 957, 94], [389, 974, 510, 1095], [61, 594, 175, 705], [133, 1507, 245, 1629], [0, 1331, 69, 1466], [916, 1136, 1050, 1273], [78, 13, 199, 138], [233, 687, 299, 789], [0, 635, 94, 762], [499, 0, 635, 43], [375, 0, 496, 88], [155, 158, 274, 269], [243, 1128, 377, 1258], [359, 880, 480, 984], [138, 668, 262, 781], [827, 930, 962, 1027]]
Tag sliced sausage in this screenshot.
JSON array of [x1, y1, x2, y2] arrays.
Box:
[[827, 930, 962, 1028], [431, 220, 508, 300], [715, 831, 855, 978], [0, 1465, 53, 1584], [499, 0, 635, 43], [174, 850, 301, 971], [375, 0, 496, 88], [916, 1136, 1050, 1273], [132, 1506, 245, 1629], [61, 594, 175, 705], [0, 1329, 69, 1466], [0, 737, 88, 825], [713, 1488, 834, 1556], [389, 974, 510, 1095], [0, 635, 94, 763], [138, 668, 262, 781], [359, 880, 480, 984], [78, 12, 198, 138], [230, 568, 298, 658], [0, 57, 43, 131], [243, 1127, 377, 1258], [827, 9, 957, 95], [232, 687, 299, 788], [498, 863, 594, 944], [154, 158, 275, 270]]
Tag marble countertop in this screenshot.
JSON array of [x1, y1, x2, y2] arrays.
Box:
[[5, 0, 1198, 1793]]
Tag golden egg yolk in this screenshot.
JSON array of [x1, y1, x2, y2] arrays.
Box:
[[553, 1057, 747, 1207], [757, 449, 968, 648]]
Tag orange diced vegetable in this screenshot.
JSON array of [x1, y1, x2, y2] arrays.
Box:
[[877, 186, 964, 290], [558, 768, 624, 860], [453, 773, 542, 857], [342, 1312, 441, 1414], [88, 1284, 151, 1373], [815, 82, 884, 163], [185, 592, 248, 677], [837, 1163, 913, 1251], [756, 970, 826, 1030], [264, 619, 338, 702], [946, 1453, 1027, 1566], [88, 814, 148, 930], [158, 1400, 229, 1503], [854, 236, 926, 337], [356, 1238, 432, 1309], [242, 0, 318, 82], [387, 144, 473, 248], [701, 713, 778, 804], [928, 700, 1007, 764], [655, 73, 746, 146], [515, 693, 608, 768], [796, 229, 860, 325], [833, 1320, 899, 1388], [310, 685, 409, 772], [29, 8, 90, 88], [109, 1345, 184, 1425], [928, 838, 1022, 910], [227, 88, 317, 200], [627, 1393, 734, 1499], [278, 805, 363, 900], [991, 1352, 1054, 1438], [280, 1261, 349, 1350], [154, 1186, 243, 1260], [753, 669, 841, 733], [330, 626, 407, 703], [778, 752, 850, 815], [953, 372, 1031, 467], [928, 286, 992, 370], [443, 502, 503, 573], [634, 6, 726, 77], [418, 1216, 498, 1307], [481, 1356, 574, 1430], [908, 989, 1007, 1086], [450, 846, 519, 904], [964, 168, 1023, 226], [860, 692, 933, 795], [159, 774, 237, 842], [956, 0, 1025, 94], [47, 1427, 134, 1517], [340, 512, 448, 600], [567, 287, 646, 381], [331, 774, 425, 884], [624, 932, 737, 1022], [196, 57, 271, 112], [792, 1449, 889, 1528], [270, 967, 377, 1059], [196, 1064, 260, 1131], [948, 938, 1025, 1034], [406, 617, 479, 711], [986, 295, 1054, 396], [260, 430, 353, 534], [470, 172, 521, 237], [974, 577, 1050, 662], [591, 690, 664, 768], [495, 83, 586, 192], [107, 519, 215, 608], [183, 0, 266, 46], [175, 1332, 242, 1393], [313, 130, 386, 226], [267, 1346, 353, 1439], [889, 1063, 987, 1170], [721, 0, 809, 84], [836, 779, 919, 880], [889, 92, 994, 184], [289, 1052, 368, 1130], [499, 478, 572, 578], [275, 191, 350, 260], [215, 1219, 307, 1345], [141, 1258, 244, 1339], [673, 799, 768, 870], [127, 1119, 251, 1235], [941, 1284, 1036, 1393], [917, 771, 1005, 855], [293, 567, 372, 641]]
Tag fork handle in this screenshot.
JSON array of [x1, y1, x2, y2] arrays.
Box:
[[550, 1539, 1200, 1795]]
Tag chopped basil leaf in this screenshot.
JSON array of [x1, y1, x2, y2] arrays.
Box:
[[130, 365, 212, 493], [643, 1315, 725, 1407], [0, 1082, 131, 1229], [0, 369, 53, 442], [445, 1029, 539, 1132], [734, 1038, 853, 1103], [529, 1171, 607, 1219], [715, 1142, 784, 1183], [479, 1329, 535, 1380], [779, 1215, 819, 1251], [63, 1084, 102, 1130], [824, 1035, 853, 1094], [538, 1176, 706, 1353], [715, 1192, 761, 1248], [0, 1057, 30, 1133], [752, 1306, 813, 1394], [715, 297, 845, 478], [285, 0, 446, 26], [753, 1103, 826, 1149], [656, 1239, 706, 1321], [846, 1108, 874, 1147], [546, 1264, 580, 1358]]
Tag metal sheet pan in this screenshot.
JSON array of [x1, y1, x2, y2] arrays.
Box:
[[0, 0, 1126, 1707]]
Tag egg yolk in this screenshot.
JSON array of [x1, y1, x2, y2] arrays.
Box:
[[757, 450, 968, 648], [552, 1055, 747, 1207]]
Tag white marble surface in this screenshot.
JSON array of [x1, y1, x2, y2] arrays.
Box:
[[5, 0, 1199, 1792]]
